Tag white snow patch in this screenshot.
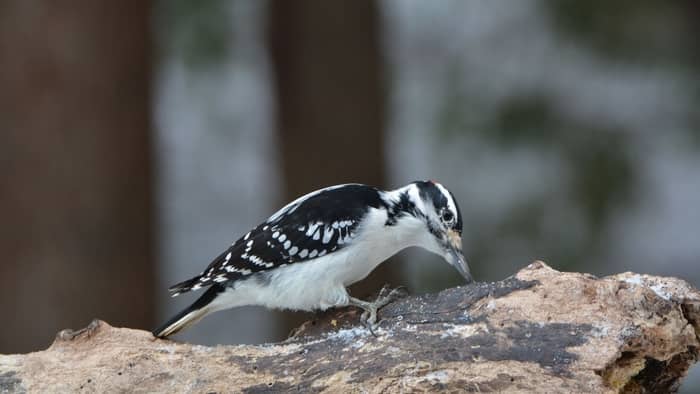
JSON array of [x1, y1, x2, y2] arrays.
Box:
[[623, 274, 673, 300], [158, 345, 177, 354], [351, 339, 366, 349], [386, 346, 401, 355], [440, 323, 480, 339], [650, 283, 673, 301], [423, 370, 450, 384], [327, 327, 369, 343], [191, 345, 213, 353], [592, 325, 610, 338], [623, 274, 644, 286]]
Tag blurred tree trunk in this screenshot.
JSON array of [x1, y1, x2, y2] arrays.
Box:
[[267, 0, 394, 334], [0, 1, 154, 353]]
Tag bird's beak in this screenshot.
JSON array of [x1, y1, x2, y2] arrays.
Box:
[[444, 229, 472, 283]]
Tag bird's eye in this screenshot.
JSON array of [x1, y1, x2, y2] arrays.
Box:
[[441, 210, 454, 224]]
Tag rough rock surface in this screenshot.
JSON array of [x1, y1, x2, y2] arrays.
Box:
[[1, 261, 698, 393]]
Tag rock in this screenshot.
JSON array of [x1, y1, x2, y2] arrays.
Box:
[[1, 261, 698, 393]]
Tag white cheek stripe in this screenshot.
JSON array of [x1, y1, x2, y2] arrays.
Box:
[[434, 182, 457, 218], [406, 185, 426, 215]]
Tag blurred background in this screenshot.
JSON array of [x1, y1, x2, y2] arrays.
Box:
[[1, 0, 698, 389]]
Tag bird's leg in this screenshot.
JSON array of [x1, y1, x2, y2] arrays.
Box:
[[348, 284, 408, 330]]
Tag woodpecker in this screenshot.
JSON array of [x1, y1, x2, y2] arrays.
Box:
[[153, 180, 470, 338]]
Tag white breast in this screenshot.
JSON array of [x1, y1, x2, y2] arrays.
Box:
[[211, 208, 424, 312]]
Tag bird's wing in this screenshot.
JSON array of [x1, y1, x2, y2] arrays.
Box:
[[169, 184, 385, 295]]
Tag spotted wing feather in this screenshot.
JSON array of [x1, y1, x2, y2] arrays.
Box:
[[169, 184, 385, 296]]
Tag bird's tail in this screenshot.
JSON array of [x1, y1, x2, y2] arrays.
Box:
[[152, 284, 225, 338]]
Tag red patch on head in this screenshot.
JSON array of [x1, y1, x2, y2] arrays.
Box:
[[429, 179, 439, 184]]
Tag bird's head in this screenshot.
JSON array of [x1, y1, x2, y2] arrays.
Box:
[[385, 180, 471, 283]]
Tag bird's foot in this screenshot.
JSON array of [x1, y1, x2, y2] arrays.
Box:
[[361, 284, 408, 325], [349, 284, 408, 335]]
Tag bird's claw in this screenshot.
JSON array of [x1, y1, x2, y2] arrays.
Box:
[[376, 284, 409, 307], [352, 285, 409, 335], [359, 308, 378, 336]]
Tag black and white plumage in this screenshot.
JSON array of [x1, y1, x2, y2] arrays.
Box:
[[153, 181, 469, 338]]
